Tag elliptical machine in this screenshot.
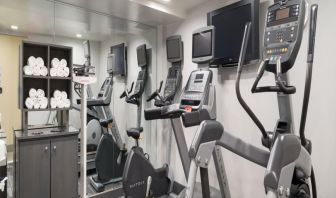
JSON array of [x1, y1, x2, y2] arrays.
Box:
[[179, 1, 319, 198]]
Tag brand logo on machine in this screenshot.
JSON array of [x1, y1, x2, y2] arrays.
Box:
[[129, 180, 146, 189]]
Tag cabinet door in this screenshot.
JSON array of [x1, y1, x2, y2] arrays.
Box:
[[19, 139, 50, 198], [50, 136, 78, 198]]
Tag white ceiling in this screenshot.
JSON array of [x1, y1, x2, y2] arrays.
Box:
[[0, 0, 210, 41]]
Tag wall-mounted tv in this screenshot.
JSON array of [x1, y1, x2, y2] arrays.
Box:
[[110, 43, 127, 76], [207, 0, 260, 67]]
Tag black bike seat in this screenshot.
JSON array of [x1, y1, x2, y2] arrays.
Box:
[[126, 127, 143, 139], [99, 118, 113, 128]]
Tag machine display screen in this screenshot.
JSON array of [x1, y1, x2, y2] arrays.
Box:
[[167, 39, 181, 59], [137, 44, 147, 67], [276, 8, 290, 20], [194, 74, 204, 83], [192, 30, 212, 58]]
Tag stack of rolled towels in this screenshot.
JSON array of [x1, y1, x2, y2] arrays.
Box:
[[25, 88, 48, 109], [50, 90, 71, 108], [23, 56, 48, 76], [50, 58, 70, 77]]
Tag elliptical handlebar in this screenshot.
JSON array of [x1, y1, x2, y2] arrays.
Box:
[[236, 22, 269, 141], [299, 4, 319, 147], [251, 58, 296, 95]]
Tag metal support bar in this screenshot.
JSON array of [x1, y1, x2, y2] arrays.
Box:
[[200, 168, 211, 198], [276, 74, 295, 134], [171, 118, 190, 179], [213, 146, 231, 198], [80, 84, 87, 198]]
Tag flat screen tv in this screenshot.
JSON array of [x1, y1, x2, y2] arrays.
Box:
[[110, 43, 127, 76], [207, 0, 260, 67]]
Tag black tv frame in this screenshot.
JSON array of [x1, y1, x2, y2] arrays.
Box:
[[207, 0, 260, 67], [110, 43, 127, 76]]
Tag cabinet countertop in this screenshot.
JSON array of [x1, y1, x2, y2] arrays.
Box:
[[15, 126, 79, 141]]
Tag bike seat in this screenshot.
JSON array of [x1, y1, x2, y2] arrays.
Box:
[[126, 127, 143, 139], [99, 118, 113, 128]]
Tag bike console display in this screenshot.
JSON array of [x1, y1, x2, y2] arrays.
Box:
[[264, 0, 305, 73], [180, 70, 212, 110]]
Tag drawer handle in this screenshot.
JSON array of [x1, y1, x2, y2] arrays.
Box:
[[45, 146, 48, 151], [53, 146, 57, 151]]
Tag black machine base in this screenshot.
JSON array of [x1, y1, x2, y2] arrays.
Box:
[[89, 175, 123, 192]]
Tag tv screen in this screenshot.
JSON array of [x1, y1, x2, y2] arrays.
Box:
[[192, 30, 213, 58], [137, 44, 147, 67], [208, 0, 260, 67], [166, 36, 183, 63], [110, 43, 127, 75]]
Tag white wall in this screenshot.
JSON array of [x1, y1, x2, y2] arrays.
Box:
[[160, 0, 335, 197]]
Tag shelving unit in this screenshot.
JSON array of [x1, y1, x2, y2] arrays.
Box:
[[19, 41, 73, 130]]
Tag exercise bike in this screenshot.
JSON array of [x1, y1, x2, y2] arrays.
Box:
[[123, 37, 183, 198], [129, 33, 223, 197], [179, 1, 319, 198]]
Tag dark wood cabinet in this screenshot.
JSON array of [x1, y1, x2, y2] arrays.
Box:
[[50, 136, 78, 198], [19, 139, 50, 198], [14, 127, 79, 198]]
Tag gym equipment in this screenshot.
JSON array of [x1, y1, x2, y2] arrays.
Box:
[[180, 1, 318, 198], [127, 28, 222, 197], [147, 35, 183, 164], [120, 44, 148, 145], [88, 53, 127, 192], [122, 36, 183, 198], [147, 36, 182, 107]]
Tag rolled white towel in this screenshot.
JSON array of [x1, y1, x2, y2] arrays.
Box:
[[25, 98, 34, 109], [60, 59, 67, 68], [50, 68, 57, 77], [40, 97, 48, 109], [36, 57, 44, 67], [56, 68, 63, 77], [40, 67, 48, 76], [64, 99, 71, 108], [28, 56, 36, 66], [32, 98, 40, 109], [50, 97, 57, 108], [61, 91, 67, 100], [36, 89, 45, 98], [58, 99, 65, 108], [23, 66, 33, 75], [51, 58, 60, 68], [32, 66, 40, 76], [53, 90, 62, 99], [29, 88, 37, 98], [63, 67, 70, 77]]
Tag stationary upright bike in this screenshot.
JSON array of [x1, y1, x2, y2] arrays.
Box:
[[122, 39, 184, 198], [88, 51, 128, 192]]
